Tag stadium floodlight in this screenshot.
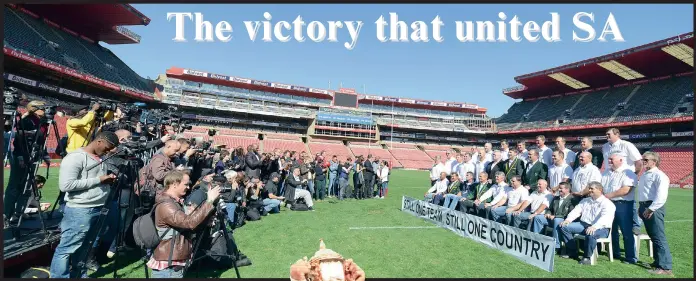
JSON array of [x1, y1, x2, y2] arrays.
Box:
[[597, 60, 645, 80], [547, 73, 590, 89], [661, 43, 694, 67]]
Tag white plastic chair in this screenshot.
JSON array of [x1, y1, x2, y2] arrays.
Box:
[[635, 234, 654, 258], [574, 226, 613, 265]]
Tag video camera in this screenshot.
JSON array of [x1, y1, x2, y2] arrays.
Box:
[[4, 86, 22, 116], [89, 98, 117, 115]]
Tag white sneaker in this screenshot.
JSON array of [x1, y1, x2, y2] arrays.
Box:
[[107, 251, 115, 259], [380, 196, 385, 199]]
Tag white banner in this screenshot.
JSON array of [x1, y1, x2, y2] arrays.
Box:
[[401, 196, 555, 272]]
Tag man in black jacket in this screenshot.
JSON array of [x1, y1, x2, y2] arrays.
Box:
[[362, 155, 375, 200], [530, 182, 578, 252], [572, 137, 604, 170], [486, 150, 504, 183], [283, 167, 315, 211], [245, 144, 262, 179]]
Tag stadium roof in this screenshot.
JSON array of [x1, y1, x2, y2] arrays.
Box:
[[503, 32, 694, 100], [165, 67, 487, 114], [15, 4, 149, 44]]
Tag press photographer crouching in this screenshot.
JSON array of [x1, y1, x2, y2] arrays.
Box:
[[49, 131, 119, 278], [284, 167, 315, 211], [147, 171, 220, 278]]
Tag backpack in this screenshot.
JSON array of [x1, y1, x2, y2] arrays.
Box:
[[246, 207, 261, 221], [132, 203, 171, 250], [291, 198, 310, 211]]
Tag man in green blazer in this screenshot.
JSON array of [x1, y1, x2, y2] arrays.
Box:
[[503, 149, 525, 185], [530, 182, 579, 251], [459, 172, 492, 214], [522, 149, 549, 193]]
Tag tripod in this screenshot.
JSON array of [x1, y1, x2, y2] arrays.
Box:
[[7, 113, 62, 242], [185, 204, 242, 278]]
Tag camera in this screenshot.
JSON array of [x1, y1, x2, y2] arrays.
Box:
[[4, 87, 22, 115], [90, 99, 117, 115], [39, 104, 58, 121]]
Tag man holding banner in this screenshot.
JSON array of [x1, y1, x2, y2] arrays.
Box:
[[559, 181, 615, 265]]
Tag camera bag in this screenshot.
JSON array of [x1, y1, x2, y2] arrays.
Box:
[[132, 202, 170, 250]]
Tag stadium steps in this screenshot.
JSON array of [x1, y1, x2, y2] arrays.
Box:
[[679, 172, 693, 185], [607, 85, 642, 123]]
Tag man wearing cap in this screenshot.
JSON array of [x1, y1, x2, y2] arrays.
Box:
[[66, 102, 114, 153], [260, 173, 284, 215], [5, 100, 50, 225]]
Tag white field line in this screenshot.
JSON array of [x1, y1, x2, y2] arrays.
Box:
[[349, 226, 440, 230], [664, 219, 693, 223]]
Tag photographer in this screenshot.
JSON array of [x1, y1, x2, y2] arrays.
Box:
[[65, 103, 113, 154], [147, 171, 221, 278], [284, 167, 315, 211], [4, 100, 49, 225], [49, 131, 119, 278], [174, 138, 195, 168], [263, 173, 285, 213], [140, 140, 181, 197], [215, 150, 231, 175], [228, 147, 246, 172], [314, 158, 327, 201]]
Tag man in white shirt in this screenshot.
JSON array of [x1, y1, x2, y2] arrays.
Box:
[[602, 128, 644, 234], [559, 181, 615, 265], [500, 140, 510, 161], [602, 128, 643, 173], [475, 172, 510, 219], [444, 151, 457, 180], [570, 152, 602, 196], [555, 136, 576, 167], [456, 153, 476, 182], [637, 152, 673, 275], [516, 141, 529, 164], [491, 176, 527, 223], [430, 156, 445, 187], [512, 179, 553, 230], [425, 172, 448, 203], [601, 151, 639, 264], [549, 150, 574, 194], [474, 150, 490, 183], [535, 135, 553, 166]]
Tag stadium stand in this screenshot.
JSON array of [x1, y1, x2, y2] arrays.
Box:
[[4, 6, 152, 92]]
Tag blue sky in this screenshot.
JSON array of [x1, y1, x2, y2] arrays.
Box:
[[107, 4, 693, 117]]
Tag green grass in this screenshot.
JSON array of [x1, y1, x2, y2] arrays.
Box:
[[4, 168, 694, 278]]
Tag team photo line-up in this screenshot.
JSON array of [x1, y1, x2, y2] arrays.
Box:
[[3, 100, 389, 278], [424, 132, 673, 275]]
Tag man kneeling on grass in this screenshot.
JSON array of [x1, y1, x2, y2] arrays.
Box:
[[558, 181, 615, 265]]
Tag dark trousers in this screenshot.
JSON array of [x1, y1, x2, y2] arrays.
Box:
[[353, 174, 363, 199], [639, 202, 673, 270], [363, 174, 374, 199], [315, 177, 326, 200]]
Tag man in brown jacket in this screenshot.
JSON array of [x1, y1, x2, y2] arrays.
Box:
[[142, 140, 181, 193], [147, 171, 220, 278]]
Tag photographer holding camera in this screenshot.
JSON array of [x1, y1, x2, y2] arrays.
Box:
[[65, 102, 114, 154], [49, 131, 119, 278], [147, 171, 221, 278], [260, 173, 284, 215], [227, 147, 246, 172], [4, 100, 50, 225], [139, 140, 181, 200]]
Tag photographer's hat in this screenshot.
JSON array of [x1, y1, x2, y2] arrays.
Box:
[[271, 172, 280, 179], [201, 168, 214, 177]]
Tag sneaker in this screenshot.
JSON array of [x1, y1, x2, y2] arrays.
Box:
[[236, 257, 252, 267], [579, 258, 592, 265], [106, 251, 115, 259], [380, 196, 385, 199]]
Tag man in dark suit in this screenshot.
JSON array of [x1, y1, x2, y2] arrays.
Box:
[[460, 172, 492, 215], [503, 149, 525, 185], [245, 144, 262, 179], [530, 182, 578, 252], [362, 154, 375, 199], [486, 150, 505, 182], [573, 137, 604, 170], [523, 149, 548, 193]]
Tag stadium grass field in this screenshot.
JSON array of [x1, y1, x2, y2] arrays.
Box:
[[3, 167, 694, 278]]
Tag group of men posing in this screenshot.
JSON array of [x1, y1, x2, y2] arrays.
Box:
[[425, 128, 674, 275]]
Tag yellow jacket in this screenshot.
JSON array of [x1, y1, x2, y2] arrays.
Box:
[[65, 110, 113, 153]]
